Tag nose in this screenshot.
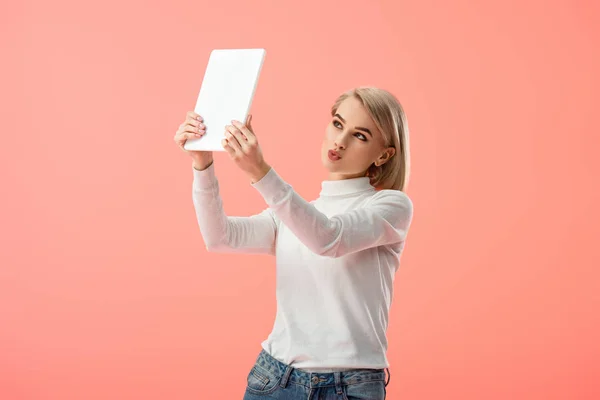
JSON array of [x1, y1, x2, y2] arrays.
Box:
[[334, 136, 348, 150]]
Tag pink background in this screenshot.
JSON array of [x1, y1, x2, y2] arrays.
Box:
[[1, 0, 599, 399]]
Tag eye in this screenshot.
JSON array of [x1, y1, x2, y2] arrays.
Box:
[[333, 119, 368, 142], [354, 133, 367, 141]]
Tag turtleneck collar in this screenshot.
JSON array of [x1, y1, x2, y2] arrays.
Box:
[[320, 176, 375, 197]]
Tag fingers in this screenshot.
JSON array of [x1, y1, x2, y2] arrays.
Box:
[[176, 112, 256, 157], [174, 111, 206, 149], [222, 138, 236, 156], [184, 122, 206, 137], [183, 112, 204, 134], [184, 112, 205, 131], [185, 120, 204, 131], [186, 111, 204, 123], [224, 124, 247, 152], [232, 118, 257, 146], [221, 116, 258, 160], [175, 124, 204, 142]]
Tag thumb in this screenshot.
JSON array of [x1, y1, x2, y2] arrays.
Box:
[[246, 114, 253, 129]]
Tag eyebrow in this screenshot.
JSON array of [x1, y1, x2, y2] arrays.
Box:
[[334, 113, 373, 137]]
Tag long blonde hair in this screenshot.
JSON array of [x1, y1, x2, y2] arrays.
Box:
[[330, 87, 411, 192]]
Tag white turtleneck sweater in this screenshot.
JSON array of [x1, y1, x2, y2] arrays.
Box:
[[192, 162, 413, 371]]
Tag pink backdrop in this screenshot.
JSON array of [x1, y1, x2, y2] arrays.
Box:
[[1, 0, 598, 399]]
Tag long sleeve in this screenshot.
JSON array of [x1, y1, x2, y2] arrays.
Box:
[[251, 167, 413, 258], [192, 162, 277, 255]]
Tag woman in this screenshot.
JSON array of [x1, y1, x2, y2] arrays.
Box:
[[174, 86, 413, 400]]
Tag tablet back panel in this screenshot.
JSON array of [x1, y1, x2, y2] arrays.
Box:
[[184, 48, 266, 152]]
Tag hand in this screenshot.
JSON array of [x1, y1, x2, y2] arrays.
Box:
[[222, 114, 271, 183], [174, 111, 213, 170]]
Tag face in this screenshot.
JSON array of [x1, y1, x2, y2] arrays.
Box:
[[321, 96, 394, 180]]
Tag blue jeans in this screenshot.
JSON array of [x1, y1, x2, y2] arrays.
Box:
[[243, 349, 390, 399]]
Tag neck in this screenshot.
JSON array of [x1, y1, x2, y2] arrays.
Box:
[[326, 171, 368, 181], [320, 174, 375, 197]]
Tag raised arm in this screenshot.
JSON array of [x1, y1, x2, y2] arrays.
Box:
[[193, 162, 277, 255], [251, 167, 413, 258]]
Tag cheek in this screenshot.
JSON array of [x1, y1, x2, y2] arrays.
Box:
[[324, 126, 336, 142], [321, 134, 330, 154]]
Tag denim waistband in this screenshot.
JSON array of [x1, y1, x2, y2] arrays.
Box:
[[254, 349, 390, 389]]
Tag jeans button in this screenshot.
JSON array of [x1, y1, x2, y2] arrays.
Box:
[[311, 376, 319, 384]]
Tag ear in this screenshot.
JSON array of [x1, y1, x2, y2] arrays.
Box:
[[375, 147, 396, 167]]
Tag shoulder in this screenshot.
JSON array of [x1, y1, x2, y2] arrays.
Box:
[[365, 189, 413, 222], [369, 189, 413, 209]]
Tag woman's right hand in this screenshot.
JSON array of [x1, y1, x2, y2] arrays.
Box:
[[174, 111, 213, 170]]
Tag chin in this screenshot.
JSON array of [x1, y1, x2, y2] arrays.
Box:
[[322, 154, 339, 169], [322, 160, 336, 172]]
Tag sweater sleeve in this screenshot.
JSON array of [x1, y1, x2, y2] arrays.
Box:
[[251, 167, 413, 258], [192, 162, 277, 255]]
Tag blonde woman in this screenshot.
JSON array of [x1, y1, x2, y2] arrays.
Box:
[[174, 87, 414, 400]]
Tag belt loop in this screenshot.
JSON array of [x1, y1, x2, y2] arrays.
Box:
[[280, 365, 293, 388], [334, 372, 343, 395], [385, 368, 391, 387]]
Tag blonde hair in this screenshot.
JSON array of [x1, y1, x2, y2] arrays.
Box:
[[330, 87, 411, 192]]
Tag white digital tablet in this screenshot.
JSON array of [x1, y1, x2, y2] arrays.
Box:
[[184, 48, 266, 152]]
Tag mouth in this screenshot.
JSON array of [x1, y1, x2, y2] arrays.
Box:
[[328, 150, 341, 161]]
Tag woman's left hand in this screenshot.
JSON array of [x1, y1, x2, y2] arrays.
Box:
[[222, 114, 272, 184]]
